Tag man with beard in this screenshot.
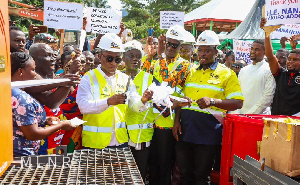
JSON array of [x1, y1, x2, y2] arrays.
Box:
[[10, 26, 26, 53], [261, 18, 300, 116], [238, 40, 276, 114], [173, 30, 243, 185]]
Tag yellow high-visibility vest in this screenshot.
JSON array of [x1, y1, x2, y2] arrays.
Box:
[[82, 69, 129, 149], [127, 71, 155, 143]]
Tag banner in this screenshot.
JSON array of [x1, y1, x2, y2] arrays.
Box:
[[8, 7, 44, 21], [44, 0, 83, 30], [86, 8, 122, 34], [271, 24, 300, 39], [160, 11, 184, 29], [233, 39, 254, 65], [265, 0, 300, 26]]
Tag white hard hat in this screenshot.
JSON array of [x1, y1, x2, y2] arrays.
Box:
[[182, 30, 196, 45], [166, 25, 186, 42], [98, 33, 125, 52], [196, 30, 220, 46], [123, 40, 144, 55]]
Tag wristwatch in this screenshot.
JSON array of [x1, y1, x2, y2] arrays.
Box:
[[210, 98, 215, 106]]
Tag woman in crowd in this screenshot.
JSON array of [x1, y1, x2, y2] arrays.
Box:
[[11, 52, 77, 157]]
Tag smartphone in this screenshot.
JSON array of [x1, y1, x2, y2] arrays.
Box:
[[33, 25, 48, 33]]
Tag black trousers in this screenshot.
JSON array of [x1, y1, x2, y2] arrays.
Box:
[[176, 141, 218, 185], [130, 146, 151, 181], [149, 128, 175, 185]]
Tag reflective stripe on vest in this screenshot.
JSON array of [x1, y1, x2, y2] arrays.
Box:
[[83, 125, 111, 133], [185, 83, 224, 92], [142, 72, 150, 94], [89, 70, 101, 99], [127, 123, 154, 130]]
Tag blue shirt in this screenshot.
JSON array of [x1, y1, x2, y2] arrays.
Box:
[[12, 88, 47, 157], [148, 28, 154, 36]]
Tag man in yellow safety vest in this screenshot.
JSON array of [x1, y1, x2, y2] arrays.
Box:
[[77, 33, 153, 149]]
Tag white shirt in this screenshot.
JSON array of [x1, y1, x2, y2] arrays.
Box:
[[238, 60, 276, 114], [77, 66, 148, 146]]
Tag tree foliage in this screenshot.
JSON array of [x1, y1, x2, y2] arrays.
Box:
[[121, 0, 210, 40]]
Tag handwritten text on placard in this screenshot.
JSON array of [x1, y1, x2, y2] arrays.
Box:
[[44, 0, 83, 30], [160, 11, 184, 30], [86, 8, 122, 34]]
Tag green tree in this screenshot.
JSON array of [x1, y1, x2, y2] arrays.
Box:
[[122, 0, 210, 40]]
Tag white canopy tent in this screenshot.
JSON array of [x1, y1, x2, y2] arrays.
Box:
[[185, 0, 256, 33]]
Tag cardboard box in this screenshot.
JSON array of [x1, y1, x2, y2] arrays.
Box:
[[260, 118, 300, 177]]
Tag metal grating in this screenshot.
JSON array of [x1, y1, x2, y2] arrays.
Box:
[[67, 148, 144, 184], [0, 164, 70, 185], [0, 148, 144, 185]]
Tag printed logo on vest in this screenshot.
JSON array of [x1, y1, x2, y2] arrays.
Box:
[[295, 76, 300, 84]]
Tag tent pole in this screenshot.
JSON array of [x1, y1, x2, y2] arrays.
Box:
[[236, 22, 238, 28], [192, 22, 196, 36], [210, 20, 213, 30]]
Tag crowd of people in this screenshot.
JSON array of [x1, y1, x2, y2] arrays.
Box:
[[9, 16, 300, 185]]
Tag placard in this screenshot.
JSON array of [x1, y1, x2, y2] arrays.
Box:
[[44, 0, 83, 30], [271, 24, 300, 39], [265, 0, 300, 26], [233, 39, 254, 65], [86, 8, 122, 34], [160, 11, 184, 29]]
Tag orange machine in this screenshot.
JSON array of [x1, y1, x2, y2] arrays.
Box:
[[0, 0, 13, 177]]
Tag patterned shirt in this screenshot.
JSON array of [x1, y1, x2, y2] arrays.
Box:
[[12, 88, 46, 157]]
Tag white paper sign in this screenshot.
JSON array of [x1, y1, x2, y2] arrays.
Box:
[[265, 1, 300, 26], [233, 39, 254, 65], [86, 8, 122, 34], [271, 24, 300, 39], [160, 11, 184, 29], [44, 1, 83, 30]]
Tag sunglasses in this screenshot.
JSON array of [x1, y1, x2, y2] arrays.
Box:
[[102, 55, 122, 64], [166, 41, 180, 49], [232, 63, 244, 68]]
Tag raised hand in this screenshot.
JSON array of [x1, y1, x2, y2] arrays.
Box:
[[157, 34, 166, 56], [146, 36, 157, 60]]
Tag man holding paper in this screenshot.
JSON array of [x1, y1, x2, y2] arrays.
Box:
[[141, 25, 190, 185], [260, 18, 300, 116], [173, 30, 243, 185], [77, 33, 153, 149]]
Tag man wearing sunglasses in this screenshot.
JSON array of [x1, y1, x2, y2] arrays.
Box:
[[77, 33, 153, 150], [141, 25, 190, 185], [231, 59, 247, 76], [173, 30, 244, 185]]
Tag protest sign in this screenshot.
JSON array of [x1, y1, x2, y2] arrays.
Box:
[[160, 11, 184, 29], [265, 0, 300, 26], [233, 39, 254, 65], [271, 24, 300, 39], [86, 8, 122, 34], [44, 1, 83, 30]]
